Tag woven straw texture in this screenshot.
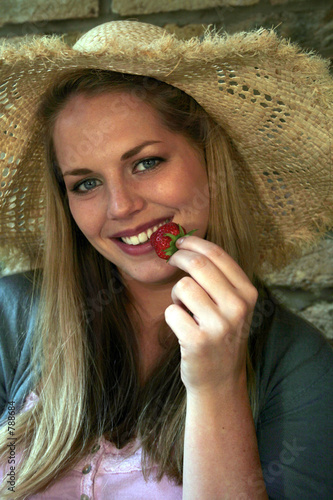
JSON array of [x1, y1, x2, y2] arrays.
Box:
[[0, 21, 332, 275]]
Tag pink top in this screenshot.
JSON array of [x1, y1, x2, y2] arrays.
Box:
[[1, 392, 183, 499]]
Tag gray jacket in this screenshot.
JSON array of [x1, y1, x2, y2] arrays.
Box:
[[0, 271, 332, 499]]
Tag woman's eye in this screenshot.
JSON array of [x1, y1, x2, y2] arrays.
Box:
[[71, 178, 101, 193], [134, 157, 163, 172]]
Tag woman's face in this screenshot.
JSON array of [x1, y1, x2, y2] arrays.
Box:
[[53, 91, 210, 285]]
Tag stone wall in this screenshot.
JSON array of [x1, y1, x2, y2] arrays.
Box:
[[1, 0, 332, 60], [0, 0, 332, 338]]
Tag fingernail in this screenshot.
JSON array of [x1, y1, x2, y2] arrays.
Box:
[[177, 237, 185, 246]]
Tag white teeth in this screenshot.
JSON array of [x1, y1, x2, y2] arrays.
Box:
[[122, 235, 140, 245], [130, 235, 140, 245], [138, 232, 148, 244], [121, 219, 170, 245]]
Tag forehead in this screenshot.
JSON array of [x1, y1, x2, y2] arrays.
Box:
[[52, 89, 207, 173], [52, 91, 197, 170], [55, 91, 164, 129], [52, 91, 170, 160]]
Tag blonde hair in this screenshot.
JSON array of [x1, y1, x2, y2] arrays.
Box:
[[0, 69, 259, 497]]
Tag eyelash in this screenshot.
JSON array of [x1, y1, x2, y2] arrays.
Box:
[[69, 156, 164, 195], [134, 156, 164, 173]]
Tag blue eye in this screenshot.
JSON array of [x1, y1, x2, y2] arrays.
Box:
[[135, 157, 163, 172], [72, 178, 101, 193]]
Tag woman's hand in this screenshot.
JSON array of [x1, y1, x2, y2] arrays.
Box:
[[165, 236, 268, 500], [164, 235, 258, 395]]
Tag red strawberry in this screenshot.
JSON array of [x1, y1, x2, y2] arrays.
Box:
[[150, 222, 197, 260]]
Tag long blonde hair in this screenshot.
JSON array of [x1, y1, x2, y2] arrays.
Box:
[[0, 69, 259, 497]]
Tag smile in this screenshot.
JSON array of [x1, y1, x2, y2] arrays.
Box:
[[120, 218, 171, 246]]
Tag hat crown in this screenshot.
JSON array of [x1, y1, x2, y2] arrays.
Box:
[[73, 20, 169, 53]]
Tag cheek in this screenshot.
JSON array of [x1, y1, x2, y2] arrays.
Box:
[[68, 199, 104, 238], [164, 162, 209, 212]]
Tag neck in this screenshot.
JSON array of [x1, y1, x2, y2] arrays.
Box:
[[123, 269, 185, 329], [121, 271, 184, 383]]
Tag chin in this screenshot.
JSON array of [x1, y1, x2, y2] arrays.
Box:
[[122, 260, 182, 286]]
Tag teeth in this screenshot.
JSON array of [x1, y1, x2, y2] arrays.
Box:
[[138, 232, 147, 244], [121, 219, 170, 246]]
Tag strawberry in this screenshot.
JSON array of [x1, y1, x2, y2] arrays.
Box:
[[150, 222, 197, 260]]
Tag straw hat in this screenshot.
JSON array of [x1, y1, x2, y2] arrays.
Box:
[[0, 20, 332, 275]]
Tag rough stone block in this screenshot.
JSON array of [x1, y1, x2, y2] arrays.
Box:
[[300, 302, 333, 339], [270, 0, 307, 4], [265, 238, 333, 291], [265, 237, 333, 339], [111, 0, 259, 16], [210, 7, 333, 61], [0, 0, 98, 27]]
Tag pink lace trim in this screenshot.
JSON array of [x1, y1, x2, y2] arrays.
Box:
[[20, 391, 144, 467], [21, 390, 39, 412]]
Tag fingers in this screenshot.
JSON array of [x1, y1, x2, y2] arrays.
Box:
[[165, 297, 249, 390], [171, 276, 221, 330], [168, 239, 258, 314], [169, 248, 233, 312], [165, 303, 198, 343], [173, 235, 251, 290], [165, 236, 258, 391]]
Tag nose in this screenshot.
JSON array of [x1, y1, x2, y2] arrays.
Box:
[[106, 181, 145, 220]]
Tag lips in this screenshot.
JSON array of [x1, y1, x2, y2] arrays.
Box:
[[111, 216, 172, 245], [120, 218, 171, 246], [112, 237, 155, 256]]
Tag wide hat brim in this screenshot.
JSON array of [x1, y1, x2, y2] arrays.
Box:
[[0, 21, 332, 275]]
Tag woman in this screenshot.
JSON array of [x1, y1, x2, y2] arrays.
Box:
[[0, 21, 332, 499]]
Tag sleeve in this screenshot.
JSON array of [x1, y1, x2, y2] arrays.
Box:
[[0, 271, 39, 426], [256, 304, 333, 500]]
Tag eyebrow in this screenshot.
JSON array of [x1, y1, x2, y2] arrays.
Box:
[[63, 140, 162, 177]]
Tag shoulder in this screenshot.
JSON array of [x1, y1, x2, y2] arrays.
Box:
[[0, 270, 41, 423], [0, 269, 41, 318], [258, 301, 333, 406], [255, 300, 333, 499], [0, 269, 41, 349], [0, 269, 40, 299]]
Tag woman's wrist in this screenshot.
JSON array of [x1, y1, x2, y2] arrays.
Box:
[[182, 379, 268, 500], [184, 366, 248, 404]]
